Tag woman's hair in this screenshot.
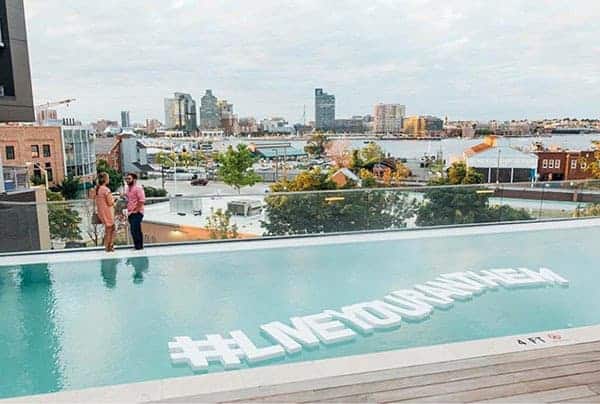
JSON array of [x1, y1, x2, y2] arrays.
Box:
[[96, 172, 110, 194]]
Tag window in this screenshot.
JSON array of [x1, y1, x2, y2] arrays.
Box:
[[5, 145, 15, 160], [571, 159, 577, 169], [555, 159, 560, 169], [43, 144, 51, 157], [581, 162, 587, 170], [46, 168, 53, 182], [542, 159, 548, 168], [549, 159, 554, 169], [31, 145, 40, 158]]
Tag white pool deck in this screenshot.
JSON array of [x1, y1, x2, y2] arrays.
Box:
[[2, 219, 600, 403]]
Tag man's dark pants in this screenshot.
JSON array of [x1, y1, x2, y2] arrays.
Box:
[[128, 213, 144, 250]]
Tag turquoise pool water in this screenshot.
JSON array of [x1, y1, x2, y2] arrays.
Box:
[[1, 226, 600, 398]]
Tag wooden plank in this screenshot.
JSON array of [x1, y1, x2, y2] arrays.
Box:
[[588, 383, 600, 395], [478, 386, 596, 403], [401, 371, 600, 403], [557, 394, 600, 402], [240, 352, 600, 403], [179, 342, 600, 403], [325, 363, 600, 402]]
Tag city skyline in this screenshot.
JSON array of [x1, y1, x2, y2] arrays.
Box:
[[24, 0, 600, 123]]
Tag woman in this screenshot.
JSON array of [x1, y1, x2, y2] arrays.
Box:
[[95, 172, 115, 252]]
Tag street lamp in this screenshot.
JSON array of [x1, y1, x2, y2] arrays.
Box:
[[161, 155, 177, 195], [26, 162, 49, 189]]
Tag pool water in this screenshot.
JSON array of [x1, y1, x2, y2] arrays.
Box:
[[1, 226, 600, 398]]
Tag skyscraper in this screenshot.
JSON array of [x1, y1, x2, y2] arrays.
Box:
[[120, 111, 131, 128], [315, 88, 335, 132], [0, 0, 34, 122], [199, 90, 219, 129], [373, 104, 406, 134], [164, 93, 197, 133]]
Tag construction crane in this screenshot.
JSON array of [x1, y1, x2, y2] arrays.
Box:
[[36, 98, 76, 111], [35, 98, 76, 125]]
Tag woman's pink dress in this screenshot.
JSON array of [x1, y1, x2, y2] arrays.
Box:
[[95, 185, 115, 226]]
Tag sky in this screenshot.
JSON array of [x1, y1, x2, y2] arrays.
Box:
[[24, 0, 600, 124]]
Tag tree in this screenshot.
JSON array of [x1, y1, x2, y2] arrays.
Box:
[[206, 209, 239, 239], [30, 174, 46, 187], [304, 133, 329, 157], [416, 161, 531, 226], [216, 144, 261, 193], [47, 191, 82, 242], [97, 159, 123, 193], [350, 149, 365, 170], [360, 142, 385, 164], [326, 139, 351, 168], [263, 168, 417, 236], [56, 175, 81, 200]]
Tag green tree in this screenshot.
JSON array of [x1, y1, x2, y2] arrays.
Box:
[[56, 175, 81, 200], [47, 191, 82, 241], [360, 142, 385, 164], [30, 174, 46, 186], [216, 144, 261, 193], [416, 161, 531, 226], [350, 149, 365, 170], [206, 209, 239, 239], [263, 168, 417, 235], [304, 133, 329, 157], [97, 159, 123, 193]]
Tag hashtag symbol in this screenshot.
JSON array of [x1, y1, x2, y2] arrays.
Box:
[[169, 335, 244, 371], [169, 331, 285, 371]]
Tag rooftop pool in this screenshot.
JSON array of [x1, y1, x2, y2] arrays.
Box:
[[1, 220, 600, 399]]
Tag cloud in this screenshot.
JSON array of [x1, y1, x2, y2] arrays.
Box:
[[23, 0, 600, 123]]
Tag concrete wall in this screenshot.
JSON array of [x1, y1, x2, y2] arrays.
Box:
[[0, 187, 50, 253]]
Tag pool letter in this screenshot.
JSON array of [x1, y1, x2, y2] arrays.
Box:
[[302, 313, 357, 344], [229, 330, 285, 363], [537, 267, 569, 286], [338, 302, 402, 330], [324, 308, 375, 334], [383, 294, 433, 320], [437, 273, 487, 294], [390, 289, 453, 310], [260, 317, 320, 354]]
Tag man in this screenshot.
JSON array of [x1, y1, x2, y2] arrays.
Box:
[[125, 173, 146, 250]]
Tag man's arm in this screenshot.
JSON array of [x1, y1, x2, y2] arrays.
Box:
[[135, 187, 146, 213]]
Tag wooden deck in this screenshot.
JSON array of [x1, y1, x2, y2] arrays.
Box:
[[169, 341, 600, 403]]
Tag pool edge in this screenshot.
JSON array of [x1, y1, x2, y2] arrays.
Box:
[[6, 324, 600, 403], [2, 218, 600, 267]]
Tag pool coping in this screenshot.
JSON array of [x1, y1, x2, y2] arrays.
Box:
[[6, 324, 600, 403], [2, 217, 600, 267]]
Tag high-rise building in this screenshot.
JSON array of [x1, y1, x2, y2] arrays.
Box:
[[199, 90, 220, 129], [120, 111, 131, 128], [164, 93, 197, 133], [403, 115, 444, 136], [0, 0, 34, 122], [217, 99, 239, 136], [373, 104, 406, 134], [315, 88, 335, 131]]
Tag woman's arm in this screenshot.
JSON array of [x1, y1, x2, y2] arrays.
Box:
[[105, 189, 115, 207]]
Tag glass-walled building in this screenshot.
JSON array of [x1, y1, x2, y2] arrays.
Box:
[[61, 126, 96, 187]]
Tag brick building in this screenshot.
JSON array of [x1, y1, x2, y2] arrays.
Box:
[[535, 151, 596, 181], [95, 136, 122, 171], [0, 126, 65, 186]]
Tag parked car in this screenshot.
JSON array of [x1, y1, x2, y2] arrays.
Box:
[[191, 178, 209, 186]]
